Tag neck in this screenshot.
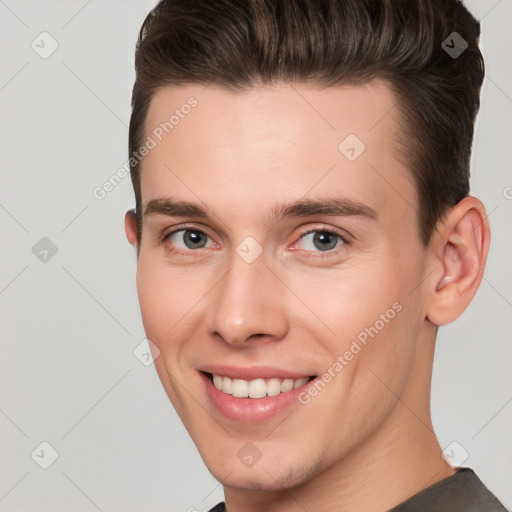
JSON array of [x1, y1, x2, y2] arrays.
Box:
[[224, 414, 454, 512], [223, 326, 454, 512]]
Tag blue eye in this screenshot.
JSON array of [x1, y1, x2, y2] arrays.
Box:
[[165, 229, 213, 252], [161, 225, 348, 259], [296, 228, 347, 254]]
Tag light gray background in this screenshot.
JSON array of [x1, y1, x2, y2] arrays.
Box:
[[0, 1, 510, 510]]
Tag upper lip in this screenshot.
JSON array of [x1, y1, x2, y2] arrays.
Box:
[[199, 364, 315, 381]]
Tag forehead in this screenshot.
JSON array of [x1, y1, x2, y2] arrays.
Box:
[[144, 80, 402, 154], [140, 80, 415, 229]]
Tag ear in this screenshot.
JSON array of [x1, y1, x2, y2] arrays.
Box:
[[425, 196, 490, 326], [124, 209, 139, 248]]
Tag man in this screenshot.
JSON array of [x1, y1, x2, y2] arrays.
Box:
[[124, 0, 508, 510]]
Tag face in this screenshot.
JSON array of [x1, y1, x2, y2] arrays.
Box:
[[127, 81, 435, 491]]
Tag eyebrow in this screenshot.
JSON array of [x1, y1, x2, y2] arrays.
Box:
[[143, 196, 378, 225]]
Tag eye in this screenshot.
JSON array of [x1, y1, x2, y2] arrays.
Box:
[[161, 224, 349, 259], [163, 228, 216, 255], [293, 226, 348, 257]]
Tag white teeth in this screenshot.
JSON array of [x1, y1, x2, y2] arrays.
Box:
[[213, 374, 223, 390], [266, 377, 281, 396], [293, 377, 309, 389], [280, 378, 294, 392], [232, 379, 249, 398], [223, 376, 233, 394], [210, 374, 312, 398], [248, 379, 267, 399]]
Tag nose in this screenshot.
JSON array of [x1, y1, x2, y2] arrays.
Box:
[[205, 245, 289, 347]]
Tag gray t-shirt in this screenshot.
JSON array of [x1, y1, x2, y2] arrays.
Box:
[[207, 467, 509, 511]]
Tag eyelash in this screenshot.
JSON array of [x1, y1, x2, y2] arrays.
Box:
[[161, 225, 349, 259]]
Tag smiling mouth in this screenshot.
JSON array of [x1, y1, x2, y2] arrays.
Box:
[[202, 371, 317, 399]]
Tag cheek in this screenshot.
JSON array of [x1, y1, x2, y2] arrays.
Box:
[[289, 262, 406, 341], [288, 256, 421, 396], [135, 260, 190, 347], [135, 261, 200, 411]]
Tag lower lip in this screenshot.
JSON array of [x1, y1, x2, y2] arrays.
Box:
[[200, 371, 316, 424]]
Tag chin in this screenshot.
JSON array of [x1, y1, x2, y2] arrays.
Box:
[[206, 456, 323, 493]]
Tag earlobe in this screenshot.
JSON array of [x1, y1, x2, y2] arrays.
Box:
[[124, 209, 139, 248], [426, 197, 490, 326]]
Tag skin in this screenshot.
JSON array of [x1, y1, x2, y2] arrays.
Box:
[[125, 80, 490, 512]]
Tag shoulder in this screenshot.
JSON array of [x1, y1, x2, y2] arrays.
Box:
[[206, 503, 226, 512], [391, 467, 509, 512]]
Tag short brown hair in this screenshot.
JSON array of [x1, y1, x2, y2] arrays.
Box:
[[128, 0, 484, 245]]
